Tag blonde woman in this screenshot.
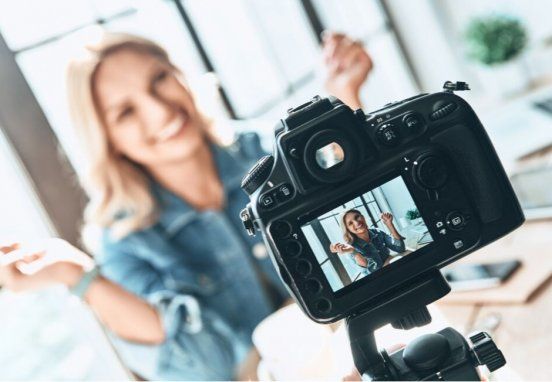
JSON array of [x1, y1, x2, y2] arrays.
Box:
[[0, 32, 372, 380], [330, 210, 405, 274]]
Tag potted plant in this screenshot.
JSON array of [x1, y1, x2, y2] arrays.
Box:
[[405, 208, 422, 226], [464, 14, 529, 97]]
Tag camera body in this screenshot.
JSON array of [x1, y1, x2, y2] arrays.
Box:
[[241, 91, 524, 324]]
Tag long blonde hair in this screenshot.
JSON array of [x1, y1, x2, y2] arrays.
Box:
[[66, 32, 214, 242]]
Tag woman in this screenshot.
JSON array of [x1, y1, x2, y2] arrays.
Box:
[[0, 32, 372, 380], [330, 210, 405, 274]]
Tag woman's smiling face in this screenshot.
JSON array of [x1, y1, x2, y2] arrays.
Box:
[[93, 48, 205, 169], [345, 211, 368, 236]]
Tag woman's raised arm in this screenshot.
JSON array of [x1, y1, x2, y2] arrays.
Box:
[[0, 240, 165, 344]]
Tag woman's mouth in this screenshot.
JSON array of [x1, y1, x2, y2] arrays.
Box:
[[154, 113, 189, 143]]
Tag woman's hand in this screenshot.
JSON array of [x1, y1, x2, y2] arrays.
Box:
[[353, 253, 368, 268], [322, 31, 373, 109], [381, 212, 394, 227], [2, 239, 166, 344], [330, 242, 355, 253], [0, 239, 92, 292]]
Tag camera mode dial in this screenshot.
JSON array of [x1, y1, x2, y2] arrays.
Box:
[[241, 155, 274, 195]]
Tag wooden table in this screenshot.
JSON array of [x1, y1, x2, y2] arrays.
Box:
[[437, 220, 552, 380]]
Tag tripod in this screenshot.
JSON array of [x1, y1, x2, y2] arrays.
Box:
[[347, 269, 505, 380]]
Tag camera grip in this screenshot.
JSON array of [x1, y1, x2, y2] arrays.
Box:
[[431, 124, 503, 223]]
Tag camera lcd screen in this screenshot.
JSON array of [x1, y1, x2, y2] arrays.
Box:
[[300, 176, 434, 292]]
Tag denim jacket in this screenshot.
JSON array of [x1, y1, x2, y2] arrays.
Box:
[[351, 229, 405, 273], [96, 132, 287, 380]]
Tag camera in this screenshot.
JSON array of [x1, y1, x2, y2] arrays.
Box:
[[240, 82, 524, 380]]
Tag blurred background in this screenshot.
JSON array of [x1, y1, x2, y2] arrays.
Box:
[[0, 0, 550, 379]]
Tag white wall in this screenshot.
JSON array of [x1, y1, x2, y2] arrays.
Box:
[[385, 0, 552, 94], [385, 0, 471, 92]]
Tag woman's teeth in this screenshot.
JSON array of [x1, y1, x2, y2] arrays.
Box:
[[155, 115, 187, 142]]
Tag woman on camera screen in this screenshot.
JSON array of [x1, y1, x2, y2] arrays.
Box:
[[0, 32, 372, 380], [330, 209, 405, 274]]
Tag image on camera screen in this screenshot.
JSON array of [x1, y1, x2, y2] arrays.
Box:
[[300, 176, 434, 292]]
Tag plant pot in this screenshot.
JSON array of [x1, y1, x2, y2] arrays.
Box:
[[407, 217, 423, 226], [473, 56, 530, 98]]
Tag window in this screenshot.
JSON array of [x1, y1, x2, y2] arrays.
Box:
[[182, 0, 320, 118], [312, 0, 418, 109]]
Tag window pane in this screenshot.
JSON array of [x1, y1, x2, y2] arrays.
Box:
[[246, 0, 319, 82], [302, 225, 328, 264], [89, 0, 134, 19], [361, 32, 419, 109], [16, 26, 105, 172], [311, 0, 418, 109], [105, 0, 205, 80], [321, 261, 344, 290], [312, 0, 387, 38], [0, 1, 96, 51], [321, 217, 343, 244], [0, 131, 52, 242], [182, 0, 287, 117]]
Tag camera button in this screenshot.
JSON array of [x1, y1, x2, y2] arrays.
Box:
[[260, 193, 276, 209], [271, 220, 292, 238], [452, 239, 464, 250], [403, 113, 423, 133], [275, 183, 294, 202], [305, 278, 322, 294], [283, 240, 302, 257], [296, 260, 312, 277], [446, 211, 466, 230], [315, 298, 332, 313], [376, 123, 400, 147]]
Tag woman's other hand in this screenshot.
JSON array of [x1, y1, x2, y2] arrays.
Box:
[[381, 212, 394, 226], [330, 243, 354, 253], [322, 31, 373, 109], [0, 239, 91, 292]]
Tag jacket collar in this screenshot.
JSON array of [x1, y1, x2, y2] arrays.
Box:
[[153, 142, 248, 235]]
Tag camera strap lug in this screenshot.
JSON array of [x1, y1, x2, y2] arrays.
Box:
[[443, 81, 470, 93]]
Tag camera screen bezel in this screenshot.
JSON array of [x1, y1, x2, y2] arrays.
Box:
[[296, 169, 437, 298]]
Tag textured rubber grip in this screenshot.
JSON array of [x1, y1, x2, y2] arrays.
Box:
[[431, 125, 503, 223]]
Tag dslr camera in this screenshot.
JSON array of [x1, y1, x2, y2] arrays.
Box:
[[240, 82, 524, 380]]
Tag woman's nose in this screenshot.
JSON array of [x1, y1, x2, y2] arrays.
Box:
[[140, 94, 173, 136]]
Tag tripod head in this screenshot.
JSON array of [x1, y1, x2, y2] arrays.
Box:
[[347, 269, 505, 380]]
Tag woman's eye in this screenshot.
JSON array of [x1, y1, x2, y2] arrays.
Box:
[[116, 106, 134, 122], [153, 70, 169, 85]]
